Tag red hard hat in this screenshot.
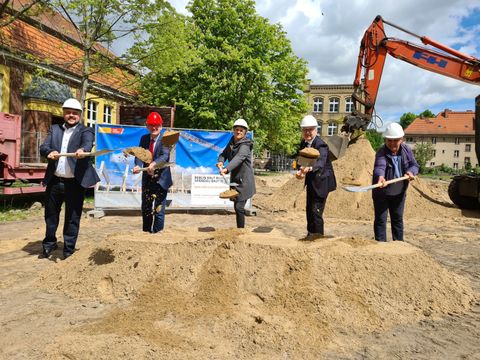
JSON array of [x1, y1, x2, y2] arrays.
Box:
[[146, 112, 163, 126]]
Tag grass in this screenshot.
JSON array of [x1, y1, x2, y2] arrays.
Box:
[[0, 192, 94, 222]]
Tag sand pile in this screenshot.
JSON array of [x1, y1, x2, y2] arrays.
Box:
[[40, 228, 474, 359], [255, 138, 460, 220]]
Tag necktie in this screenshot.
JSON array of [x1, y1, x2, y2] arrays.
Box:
[[149, 138, 155, 154]]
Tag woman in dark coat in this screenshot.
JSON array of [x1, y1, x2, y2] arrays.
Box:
[[217, 118, 256, 228]]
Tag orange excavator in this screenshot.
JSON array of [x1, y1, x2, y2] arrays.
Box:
[[333, 15, 480, 209]]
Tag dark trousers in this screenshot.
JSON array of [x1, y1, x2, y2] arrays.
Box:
[[142, 182, 167, 233], [234, 199, 247, 228], [43, 177, 85, 256], [306, 186, 327, 235], [373, 192, 406, 241]]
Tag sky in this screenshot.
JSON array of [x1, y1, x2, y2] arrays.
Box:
[[164, 0, 480, 129]]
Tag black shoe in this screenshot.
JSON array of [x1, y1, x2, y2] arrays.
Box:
[[42, 243, 58, 258], [299, 233, 325, 241], [62, 252, 74, 260]]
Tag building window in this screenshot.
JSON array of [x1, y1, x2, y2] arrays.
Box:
[[431, 137, 436, 144], [454, 137, 460, 145], [317, 124, 322, 134], [465, 157, 471, 165], [442, 150, 445, 154], [465, 144, 471, 152], [453, 163, 458, 170], [327, 122, 337, 136], [432, 150, 436, 157], [406, 137, 413, 142], [430, 162, 435, 166], [87, 100, 98, 128], [103, 104, 112, 124], [454, 150, 459, 158], [345, 97, 354, 113], [329, 97, 339, 113], [313, 97, 323, 113]]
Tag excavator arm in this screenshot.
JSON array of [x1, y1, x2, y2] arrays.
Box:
[[343, 15, 480, 134]]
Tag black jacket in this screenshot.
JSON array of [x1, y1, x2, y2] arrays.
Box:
[[40, 123, 100, 188], [300, 135, 336, 198], [135, 133, 173, 191]]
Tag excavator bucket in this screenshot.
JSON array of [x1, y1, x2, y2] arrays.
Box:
[[323, 134, 349, 161]]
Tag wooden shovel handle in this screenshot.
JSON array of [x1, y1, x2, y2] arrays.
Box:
[[370, 174, 411, 190]]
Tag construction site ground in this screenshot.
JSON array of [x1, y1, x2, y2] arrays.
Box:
[[1, 138, 479, 359]]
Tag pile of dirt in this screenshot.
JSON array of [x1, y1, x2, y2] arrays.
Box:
[[123, 147, 152, 163], [40, 228, 474, 359], [255, 138, 460, 220]]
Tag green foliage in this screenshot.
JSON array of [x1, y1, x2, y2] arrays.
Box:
[[136, 0, 308, 155], [414, 142, 435, 173], [399, 112, 417, 129], [55, 0, 172, 104], [399, 109, 435, 129], [364, 129, 383, 151]]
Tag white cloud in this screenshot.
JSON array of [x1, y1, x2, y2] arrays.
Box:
[[166, 0, 480, 124]]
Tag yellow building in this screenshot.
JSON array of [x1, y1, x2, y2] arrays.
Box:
[[304, 83, 357, 137]]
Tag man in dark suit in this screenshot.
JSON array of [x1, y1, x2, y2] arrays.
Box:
[[40, 98, 100, 259], [296, 115, 337, 239], [132, 112, 173, 233]]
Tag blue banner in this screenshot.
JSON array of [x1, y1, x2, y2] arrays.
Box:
[[94, 124, 253, 209]]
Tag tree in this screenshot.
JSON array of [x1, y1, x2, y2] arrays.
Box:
[[364, 129, 383, 151], [137, 0, 308, 155], [54, 0, 172, 107], [0, 0, 49, 28], [399, 112, 417, 129], [414, 142, 435, 173], [399, 109, 435, 129]]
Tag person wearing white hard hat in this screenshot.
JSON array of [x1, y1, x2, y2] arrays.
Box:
[[216, 118, 256, 228], [372, 122, 419, 241], [39, 98, 100, 260], [295, 115, 336, 240]]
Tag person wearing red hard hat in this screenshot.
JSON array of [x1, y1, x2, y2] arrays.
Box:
[[39, 98, 100, 259], [132, 112, 173, 233]]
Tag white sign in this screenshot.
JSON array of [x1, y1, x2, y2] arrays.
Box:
[[191, 174, 233, 206]]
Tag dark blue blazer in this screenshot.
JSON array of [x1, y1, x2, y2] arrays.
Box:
[[40, 123, 100, 188], [300, 135, 337, 198], [135, 133, 173, 191]]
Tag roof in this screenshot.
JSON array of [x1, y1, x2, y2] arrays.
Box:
[[22, 76, 73, 103], [404, 109, 475, 136], [0, 0, 137, 97]]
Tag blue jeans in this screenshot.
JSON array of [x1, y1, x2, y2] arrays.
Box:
[[373, 192, 406, 241], [142, 182, 167, 233]]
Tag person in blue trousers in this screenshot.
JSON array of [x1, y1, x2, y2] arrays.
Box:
[[132, 112, 173, 233], [372, 122, 419, 241]]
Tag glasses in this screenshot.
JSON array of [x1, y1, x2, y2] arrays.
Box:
[[302, 127, 316, 133]]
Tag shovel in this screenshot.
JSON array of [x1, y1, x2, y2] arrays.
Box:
[[57, 149, 114, 157], [343, 175, 411, 193], [221, 173, 239, 187], [135, 161, 175, 172]]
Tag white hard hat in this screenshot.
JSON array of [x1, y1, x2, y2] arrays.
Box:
[[383, 122, 405, 139], [62, 98, 83, 111], [300, 115, 318, 128], [233, 118, 248, 129]]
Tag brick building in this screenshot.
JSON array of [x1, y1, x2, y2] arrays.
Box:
[[404, 109, 477, 170]]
